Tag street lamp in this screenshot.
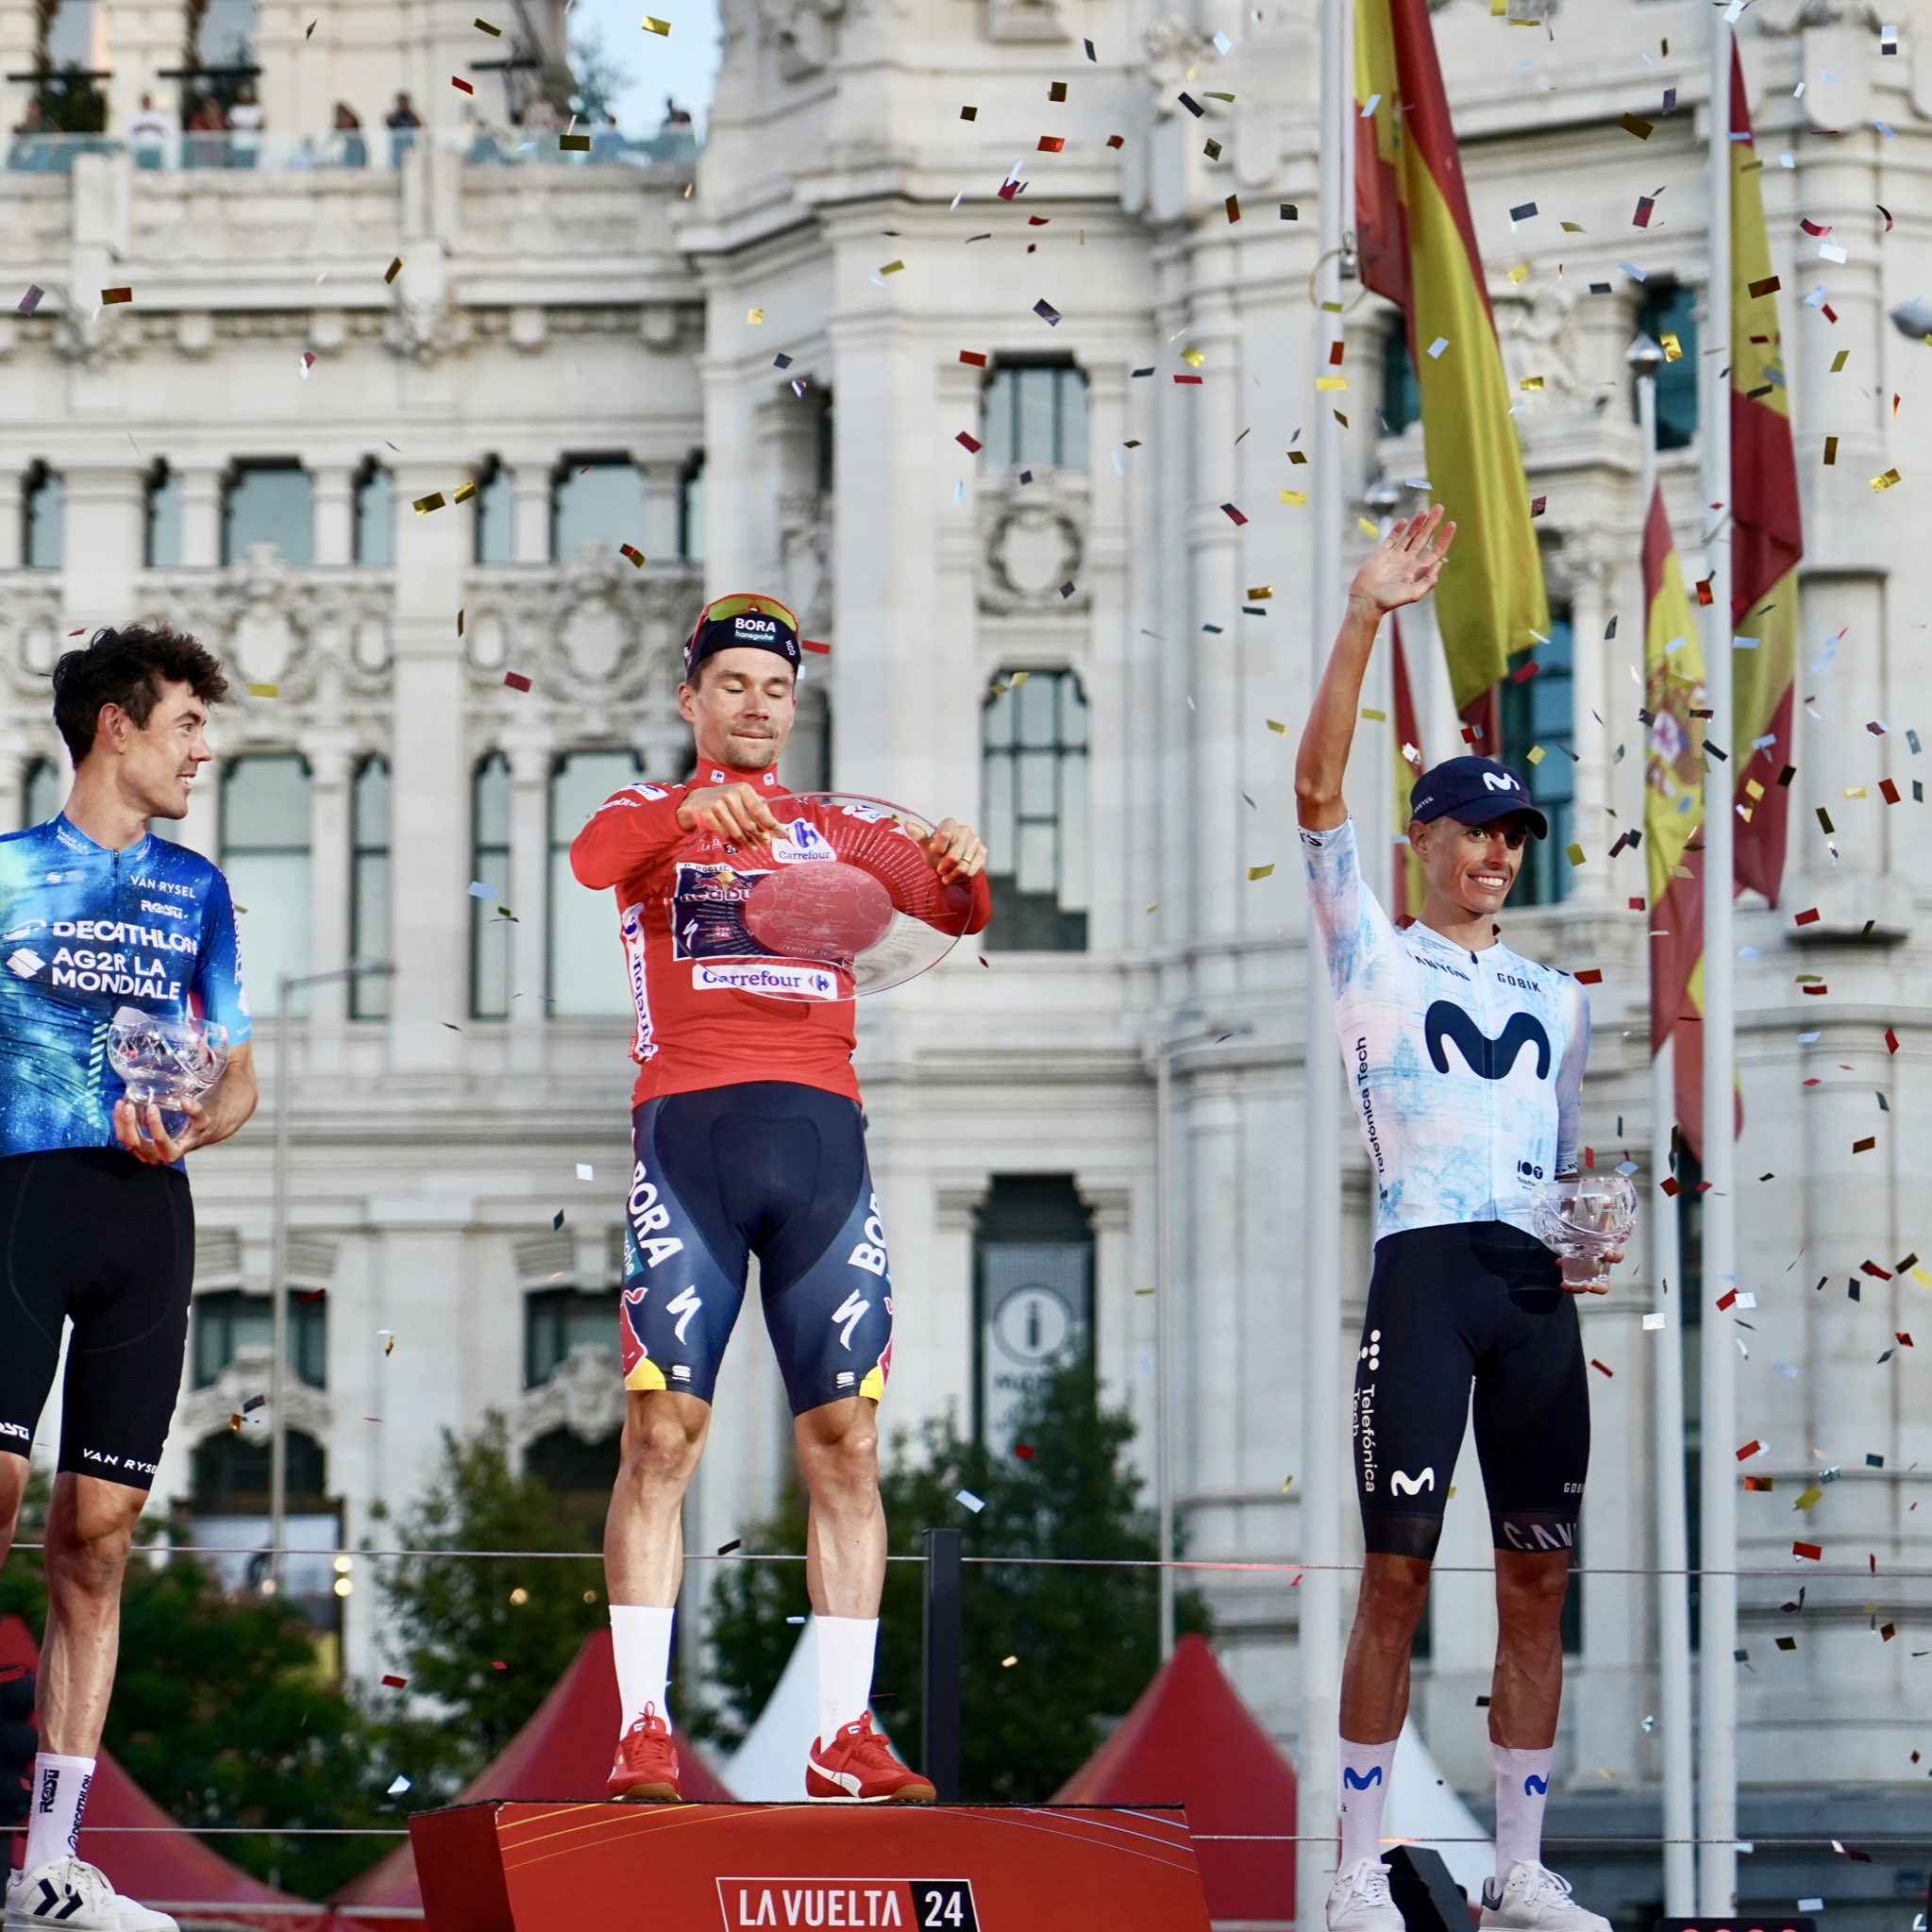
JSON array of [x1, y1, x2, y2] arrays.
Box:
[[1361, 474, 1404, 525], [267, 959, 395, 1594]]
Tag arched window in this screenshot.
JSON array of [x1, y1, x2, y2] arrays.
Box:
[[145, 463, 183, 568], [549, 749, 641, 1016], [1382, 327, 1420, 437], [553, 456, 647, 560], [471, 753, 512, 1018], [224, 461, 313, 564], [24, 465, 61, 571], [22, 758, 62, 826], [220, 755, 311, 1011], [350, 757, 391, 1016], [972, 1176, 1093, 1447], [192, 1427, 326, 1516], [193, 1288, 327, 1389], [525, 1286, 621, 1387], [475, 460, 516, 564], [980, 362, 1089, 472], [353, 462, 393, 566], [981, 668, 1089, 951]]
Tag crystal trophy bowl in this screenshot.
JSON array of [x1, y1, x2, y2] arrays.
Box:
[[106, 1006, 229, 1137], [1531, 1171, 1638, 1284]]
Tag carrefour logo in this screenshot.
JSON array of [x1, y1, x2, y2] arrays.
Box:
[[770, 819, 834, 865]]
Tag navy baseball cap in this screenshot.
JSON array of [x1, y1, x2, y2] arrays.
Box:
[[1408, 755, 1549, 840], [682, 592, 801, 680]]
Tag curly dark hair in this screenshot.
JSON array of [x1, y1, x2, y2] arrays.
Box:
[[50, 623, 230, 767]]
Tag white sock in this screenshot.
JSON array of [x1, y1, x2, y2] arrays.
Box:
[[610, 1604, 676, 1733], [1492, 1743, 1554, 1886], [1337, 1736, 1396, 1870], [815, 1615, 879, 1749], [25, 1754, 93, 1873]]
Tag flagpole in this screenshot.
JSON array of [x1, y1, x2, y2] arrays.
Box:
[[1698, 13, 1739, 1913], [1298, 0, 1352, 1922], [1631, 335, 1697, 1919]]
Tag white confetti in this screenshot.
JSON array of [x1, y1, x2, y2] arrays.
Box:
[[955, 1488, 986, 1514]]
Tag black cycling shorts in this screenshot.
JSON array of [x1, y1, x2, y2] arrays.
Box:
[[0, 1149, 196, 1487], [1352, 1218, 1589, 1559], [619, 1083, 892, 1415]]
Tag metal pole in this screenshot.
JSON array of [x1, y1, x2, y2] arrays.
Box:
[[1698, 16, 1739, 1911], [1298, 0, 1351, 1922], [1155, 1040, 1176, 1658], [1636, 348, 1697, 1918], [267, 974, 294, 1594], [920, 1526, 962, 1801]]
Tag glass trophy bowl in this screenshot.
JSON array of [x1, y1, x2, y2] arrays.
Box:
[[106, 1006, 229, 1136], [673, 792, 978, 1000], [1532, 1171, 1638, 1280]]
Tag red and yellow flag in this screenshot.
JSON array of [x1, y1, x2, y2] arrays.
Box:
[[1642, 485, 1715, 1152], [1355, 0, 1548, 720], [1390, 615, 1427, 923], [1725, 42, 1802, 901]]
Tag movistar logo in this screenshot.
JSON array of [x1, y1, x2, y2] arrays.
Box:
[[1342, 1766, 1385, 1790], [1423, 1001, 1552, 1082], [1390, 1468, 1436, 1496], [1523, 1773, 1550, 1795], [1483, 771, 1520, 793]]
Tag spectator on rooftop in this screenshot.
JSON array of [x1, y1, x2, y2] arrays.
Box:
[[331, 100, 366, 167], [227, 83, 264, 168], [385, 90, 420, 165]]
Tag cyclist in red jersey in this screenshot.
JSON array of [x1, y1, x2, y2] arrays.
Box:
[[571, 593, 989, 1804]]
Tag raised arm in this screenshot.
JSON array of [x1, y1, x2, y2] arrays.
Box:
[[1294, 506, 1456, 832]]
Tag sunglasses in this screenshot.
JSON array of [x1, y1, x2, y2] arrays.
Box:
[[690, 592, 799, 636]]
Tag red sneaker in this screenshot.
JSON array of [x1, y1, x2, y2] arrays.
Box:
[[805, 1713, 937, 1803], [607, 1704, 680, 1801]]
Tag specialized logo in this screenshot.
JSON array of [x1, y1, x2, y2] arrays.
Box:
[[665, 1284, 704, 1346], [1358, 1328, 1381, 1371], [1341, 1765, 1385, 1791], [1423, 1001, 1551, 1082], [1523, 1773, 1550, 1796], [831, 1289, 869, 1351], [1389, 1468, 1436, 1497], [715, 1877, 978, 1928]]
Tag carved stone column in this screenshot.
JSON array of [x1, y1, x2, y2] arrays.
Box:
[[312, 466, 356, 568], [178, 465, 225, 569], [513, 468, 552, 565], [305, 739, 354, 1068]]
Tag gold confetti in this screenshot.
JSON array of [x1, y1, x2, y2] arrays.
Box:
[[1520, 375, 1545, 390], [1181, 345, 1206, 368], [452, 479, 478, 503], [412, 492, 446, 514], [1526, 745, 1546, 764], [1248, 864, 1275, 881], [475, 17, 503, 33], [642, 13, 671, 31], [247, 681, 279, 698], [1359, 707, 1386, 721], [384, 256, 403, 284], [1356, 515, 1379, 537], [101, 287, 133, 306], [748, 307, 764, 323], [1566, 842, 1587, 865], [1266, 719, 1287, 734], [1281, 489, 1308, 507], [1872, 467, 1902, 491], [1506, 261, 1530, 284], [1247, 586, 1273, 600], [510, 1587, 529, 1604], [1661, 331, 1682, 361], [1316, 376, 1348, 392], [880, 260, 905, 275], [1794, 1484, 1825, 1511]]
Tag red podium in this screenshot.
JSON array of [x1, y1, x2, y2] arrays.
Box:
[[412, 1801, 1215, 1931]]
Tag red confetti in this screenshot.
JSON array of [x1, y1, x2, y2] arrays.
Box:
[[1220, 502, 1248, 526], [801, 638, 832, 655], [1718, 1290, 1740, 1312], [1174, 373, 1203, 384], [1801, 217, 1832, 237], [1037, 135, 1065, 152], [1014, 1444, 1036, 1460], [1660, 1177, 1681, 1198], [1589, 1358, 1613, 1377], [1735, 1436, 1761, 1458], [959, 350, 987, 366], [503, 671, 532, 692], [955, 430, 983, 452], [1885, 1025, 1900, 1053], [1794, 1541, 1823, 1562], [1879, 204, 1894, 232], [381, 1674, 407, 1688], [1574, 967, 1603, 984], [452, 76, 475, 93]]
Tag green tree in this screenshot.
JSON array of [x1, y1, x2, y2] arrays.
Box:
[[697, 1357, 1209, 1801], [568, 29, 632, 125], [374, 1412, 607, 1784], [0, 1476, 397, 1898]]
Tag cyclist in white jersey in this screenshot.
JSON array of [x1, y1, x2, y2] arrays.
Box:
[[1297, 508, 1620, 1932]]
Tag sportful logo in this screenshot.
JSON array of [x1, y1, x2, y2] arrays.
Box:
[[1423, 1002, 1552, 1082], [1389, 1468, 1436, 1496], [1341, 1765, 1385, 1790], [1523, 1773, 1550, 1795]]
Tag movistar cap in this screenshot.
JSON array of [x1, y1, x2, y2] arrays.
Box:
[[1408, 755, 1549, 840], [682, 592, 801, 680]]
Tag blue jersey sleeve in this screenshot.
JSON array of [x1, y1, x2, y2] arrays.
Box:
[[1299, 815, 1398, 1005], [1554, 978, 1588, 1176], [191, 868, 252, 1048]]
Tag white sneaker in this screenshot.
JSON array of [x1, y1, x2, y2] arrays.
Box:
[[6, 1858, 179, 1931], [1326, 1855, 1404, 1932], [1479, 1860, 1611, 1932]]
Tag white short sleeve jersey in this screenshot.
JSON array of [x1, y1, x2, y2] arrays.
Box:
[[1300, 815, 1589, 1246]]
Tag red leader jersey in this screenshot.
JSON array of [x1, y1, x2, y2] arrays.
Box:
[[569, 763, 991, 1108]]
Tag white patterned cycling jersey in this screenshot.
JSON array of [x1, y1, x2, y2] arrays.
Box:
[[1300, 815, 1589, 1246]]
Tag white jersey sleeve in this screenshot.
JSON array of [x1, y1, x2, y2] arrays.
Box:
[[1300, 815, 1398, 1010]]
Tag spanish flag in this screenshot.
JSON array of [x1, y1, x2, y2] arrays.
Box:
[[1642, 485, 1714, 1153], [1355, 0, 1548, 725], [1390, 615, 1427, 923], [1725, 42, 1802, 901]]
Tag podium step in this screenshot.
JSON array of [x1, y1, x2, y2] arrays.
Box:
[[412, 1800, 1215, 1931]]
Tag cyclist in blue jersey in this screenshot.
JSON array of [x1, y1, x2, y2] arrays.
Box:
[[0, 626, 258, 1932], [1298, 511, 1620, 1932]]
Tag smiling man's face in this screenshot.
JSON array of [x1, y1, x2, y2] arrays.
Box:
[[677, 647, 798, 772], [117, 679, 212, 820], [1411, 811, 1531, 917]]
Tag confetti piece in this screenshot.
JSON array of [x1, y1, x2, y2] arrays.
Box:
[[452, 76, 475, 93], [643, 14, 672, 32], [1794, 1541, 1823, 1561], [381, 1674, 407, 1688], [412, 492, 445, 514], [955, 430, 983, 453], [388, 1774, 412, 1796], [1281, 490, 1307, 507], [1033, 298, 1062, 325], [1574, 967, 1603, 985], [1590, 1358, 1613, 1377], [955, 1488, 986, 1514], [1794, 1485, 1825, 1511], [717, 1537, 742, 1555], [1824, 435, 1839, 464], [475, 17, 502, 33], [1360, 706, 1386, 720], [1427, 336, 1449, 359], [1738, 1438, 1764, 1460], [1643, 1313, 1666, 1331], [880, 260, 904, 276], [383, 1332, 395, 1355], [1749, 274, 1781, 297], [1248, 864, 1275, 882], [247, 681, 279, 698], [503, 671, 532, 692], [1280, 202, 1298, 219], [18, 285, 43, 314], [1267, 719, 1287, 734], [619, 543, 645, 567], [101, 287, 132, 306], [1038, 136, 1065, 153], [1873, 467, 1903, 491], [1509, 201, 1537, 223], [1855, 1135, 1876, 1152], [1879, 204, 1894, 231], [1220, 502, 1248, 525], [384, 257, 403, 285], [1621, 113, 1655, 139], [560, 134, 590, 151]]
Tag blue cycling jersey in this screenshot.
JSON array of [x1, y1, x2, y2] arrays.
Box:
[[0, 815, 251, 1159], [1301, 815, 1588, 1245]]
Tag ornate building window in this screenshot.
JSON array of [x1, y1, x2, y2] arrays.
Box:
[[145, 463, 183, 569], [553, 456, 647, 560], [982, 668, 1089, 951], [24, 465, 61, 571], [525, 1286, 621, 1387], [1636, 282, 1698, 450], [471, 752, 512, 1018], [220, 754, 311, 1012], [223, 460, 312, 565], [980, 362, 1089, 471], [354, 462, 393, 566], [193, 1288, 327, 1389], [475, 459, 516, 563], [549, 750, 641, 1016], [1499, 607, 1574, 907], [192, 1429, 326, 1515], [350, 756, 391, 1017], [972, 1176, 1093, 1447], [1382, 327, 1420, 436], [22, 759, 61, 826]]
